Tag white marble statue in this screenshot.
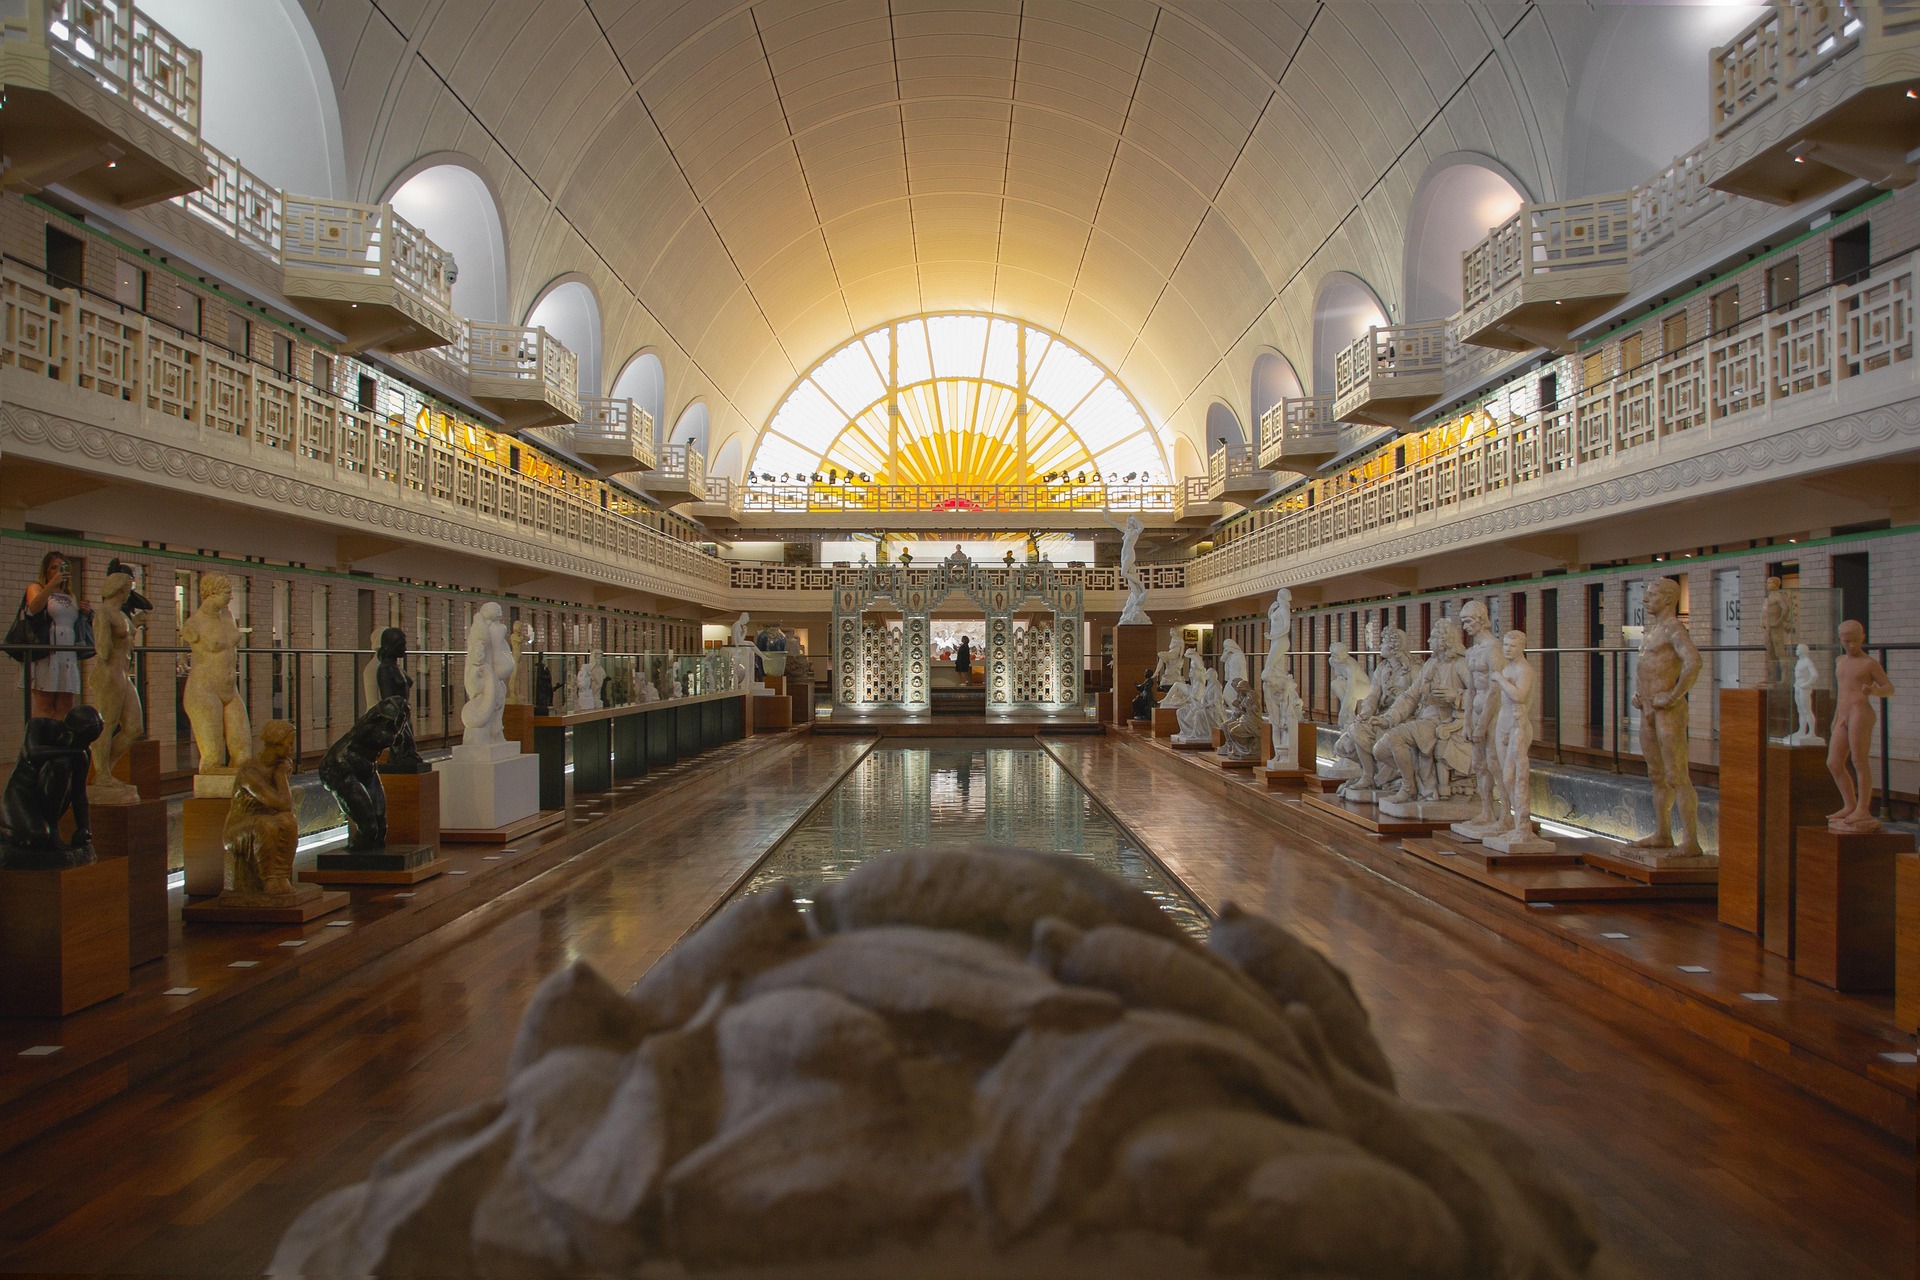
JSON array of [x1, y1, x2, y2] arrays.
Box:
[[181, 571, 252, 779], [1784, 644, 1823, 745], [460, 601, 514, 751], [1218, 677, 1262, 762], [1450, 601, 1506, 841], [637, 671, 660, 703], [86, 568, 146, 804], [1199, 667, 1227, 731], [1627, 578, 1704, 860], [1328, 640, 1371, 729], [1373, 620, 1475, 819], [1267, 588, 1292, 661], [574, 650, 605, 712], [1107, 513, 1151, 626], [1335, 626, 1412, 798], [730, 612, 750, 647], [1153, 629, 1187, 690], [1483, 630, 1553, 854], [1827, 620, 1896, 834], [1221, 637, 1249, 689], [1169, 673, 1212, 744], [1262, 662, 1304, 773]]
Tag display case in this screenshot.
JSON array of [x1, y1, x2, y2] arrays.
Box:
[[1762, 586, 1842, 744]]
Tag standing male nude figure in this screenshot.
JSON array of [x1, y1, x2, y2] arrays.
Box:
[[1629, 578, 1703, 857]]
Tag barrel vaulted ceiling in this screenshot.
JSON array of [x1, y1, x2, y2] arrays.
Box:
[[301, 1, 1730, 473]]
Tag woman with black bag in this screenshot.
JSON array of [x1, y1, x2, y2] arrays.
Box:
[[13, 551, 92, 718]]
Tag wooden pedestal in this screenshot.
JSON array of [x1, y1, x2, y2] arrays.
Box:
[[1897, 851, 1919, 1034], [1112, 624, 1159, 727], [1763, 744, 1843, 959], [0, 859, 129, 1016], [91, 798, 169, 966], [184, 888, 349, 924], [181, 795, 230, 898], [1716, 689, 1765, 934], [380, 769, 442, 847], [503, 703, 535, 753], [753, 695, 794, 732], [1793, 826, 1908, 992], [1151, 707, 1176, 738], [110, 738, 162, 799], [1095, 690, 1113, 723]]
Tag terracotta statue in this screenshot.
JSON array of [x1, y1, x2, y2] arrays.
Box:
[[1375, 620, 1474, 816], [1, 707, 103, 868], [1218, 677, 1262, 762], [1336, 625, 1412, 797], [1761, 576, 1792, 687], [1486, 630, 1552, 853], [460, 602, 514, 750], [87, 567, 146, 803], [181, 572, 252, 776], [219, 720, 304, 901], [1328, 640, 1371, 728], [319, 698, 407, 852], [1129, 667, 1155, 720], [1826, 620, 1895, 833], [1452, 601, 1505, 840], [1628, 578, 1703, 858]]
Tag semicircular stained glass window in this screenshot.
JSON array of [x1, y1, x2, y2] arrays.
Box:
[[749, 316, 1168, 490]]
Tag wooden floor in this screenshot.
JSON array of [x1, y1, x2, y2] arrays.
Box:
[[0, 735, 1910, 1278]]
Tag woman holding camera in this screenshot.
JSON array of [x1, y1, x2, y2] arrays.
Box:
[[19, 551, 91, 718]]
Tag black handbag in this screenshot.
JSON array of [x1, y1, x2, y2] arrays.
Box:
[[71, 607, 96, 662], [3, 595, 51, 664]]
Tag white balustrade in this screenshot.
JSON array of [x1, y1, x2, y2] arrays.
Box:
[[0, 264, 725, 589], [466, 321, 581, 422], [727, 561, 1188, 594], [1334, 321, 1450, 405], [283, 196, 456, 321], [27, 0, 202, 143], [1712, 2, 1862, 137], [1259, 396, 1349, 470], [569, 397, 654, 471]]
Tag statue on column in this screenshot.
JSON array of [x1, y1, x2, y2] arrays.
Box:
[[181, 572, 252, 780], [1484, 630, 1553, 853], [1218, 678, 1262, 762], [1450, 601, 1505, 840], [460, 602, 514, 751], [1327, 640, 1371, 729], [1335, 626, 1412, 798], [1374, 620, 1475, 818], [1626, 578, 1704, 859], [374, 628, 429, 773], [1826, 620, 1895, 833], [1, 706, 103, 868], [1105, 514, 1150, 626], [87, 565, 147, 804]]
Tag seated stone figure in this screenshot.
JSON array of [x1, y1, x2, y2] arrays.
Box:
[[1129, 667, 1155, 720], [319, 697, 409, 852], [1218, 677, 1262, 761], [1334, 626, 1412, 798], [1, 706, 104, 868], [1374, 620, 1475, 813], [222, 720, 302, 900], [1172, 677, 1213, 744]]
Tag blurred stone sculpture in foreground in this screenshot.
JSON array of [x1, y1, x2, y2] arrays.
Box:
[[273, 846, 1618, 1279]]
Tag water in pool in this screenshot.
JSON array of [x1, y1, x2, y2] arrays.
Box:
[[734, 741, 1209, 935]]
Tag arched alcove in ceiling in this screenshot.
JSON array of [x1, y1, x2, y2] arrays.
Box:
[[673, 402, 712, 460], [139, 0, 344, 199], [711, 437, 744, 484], [1402, 154, 1529, 323], [383, 157, 510, 323], [1250, 350, 1304, 437], [1310, 273, 1390, 398], [524, 276, 602, 398], [611, 352, 668, 444], [1172, 437, 1204, 482], [1205, 402, 1245, 450]]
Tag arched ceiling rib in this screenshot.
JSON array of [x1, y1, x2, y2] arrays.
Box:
[[308, 1, 1632, 456]]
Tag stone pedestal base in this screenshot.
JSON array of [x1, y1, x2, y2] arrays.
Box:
[[382, 770, 441, 847], [1602, 843, 1718, 871], [436, 744, 539, 834], [184, 885, 349, 924], [0, 859, 129, 1016], [192, 770, 237, 799], [305, 844, 443, 886], [91, 797, 169, 966], [1448, 818, 1503, 843], [1482, 827, 1557, 856], [182, 795, 230, 897], [1794, 826, 1907, 992], [1378, 797, 1479, 823]]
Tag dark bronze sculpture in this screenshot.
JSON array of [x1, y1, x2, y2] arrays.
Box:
[[1130, 667, 1156, 720], [533, 657, 554, 715], [318, 697, 407, 852], [1, 706, 104, 868], [373, 627, 430, 774]]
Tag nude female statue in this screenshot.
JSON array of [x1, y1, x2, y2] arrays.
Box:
[[461, 601, 515, 749], [1628, 578, 1702, 857], [1490, 630, 1542, 844], [181, 572, 252, 773], [87, 567, 146, 803], [1826, 620, 1895, 833]]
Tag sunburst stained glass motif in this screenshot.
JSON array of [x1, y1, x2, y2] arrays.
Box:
[[750, 316, 1168, 489]]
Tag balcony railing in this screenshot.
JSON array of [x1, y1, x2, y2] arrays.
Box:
[[1205, 440, 1267, 500], [646, 442, 708, 503], [283, 197, 456, 324], [1460, 194, 1634, 315], [1190, 244, 1918, 593], [727, 562, 1188, 595], [566, 397, 655, 474], [1259, 396, 1349, 470], [0, 263, 726, 591], [1629, 143, 1735, 255], [465, 321, 580, 426], [1712, 2, 1862, 138], [1332, 320, 1450, 425], [26, 0, 202, 144], [726, 481, 1178, 515], [176, 140, 281, 261]]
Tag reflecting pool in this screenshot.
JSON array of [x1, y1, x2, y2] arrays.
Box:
[[733, 741, 1208, 935]]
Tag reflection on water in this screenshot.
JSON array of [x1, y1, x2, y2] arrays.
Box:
[[735, 742, 1209, 935]]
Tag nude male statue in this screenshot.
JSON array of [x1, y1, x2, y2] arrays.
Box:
[[1629, 578, 1703, 857], [1453, 601, 1504, 837], [1826, 620, 1895, 833]]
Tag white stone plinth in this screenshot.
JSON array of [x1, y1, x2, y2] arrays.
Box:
[[436, 744, 539, 831], [192, 771, 237, 799], [1482, 828, 1557, 855], [1379, 797, 1479, 822]]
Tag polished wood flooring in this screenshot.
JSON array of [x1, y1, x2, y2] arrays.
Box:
[[0, 735, 1910, 1278]]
